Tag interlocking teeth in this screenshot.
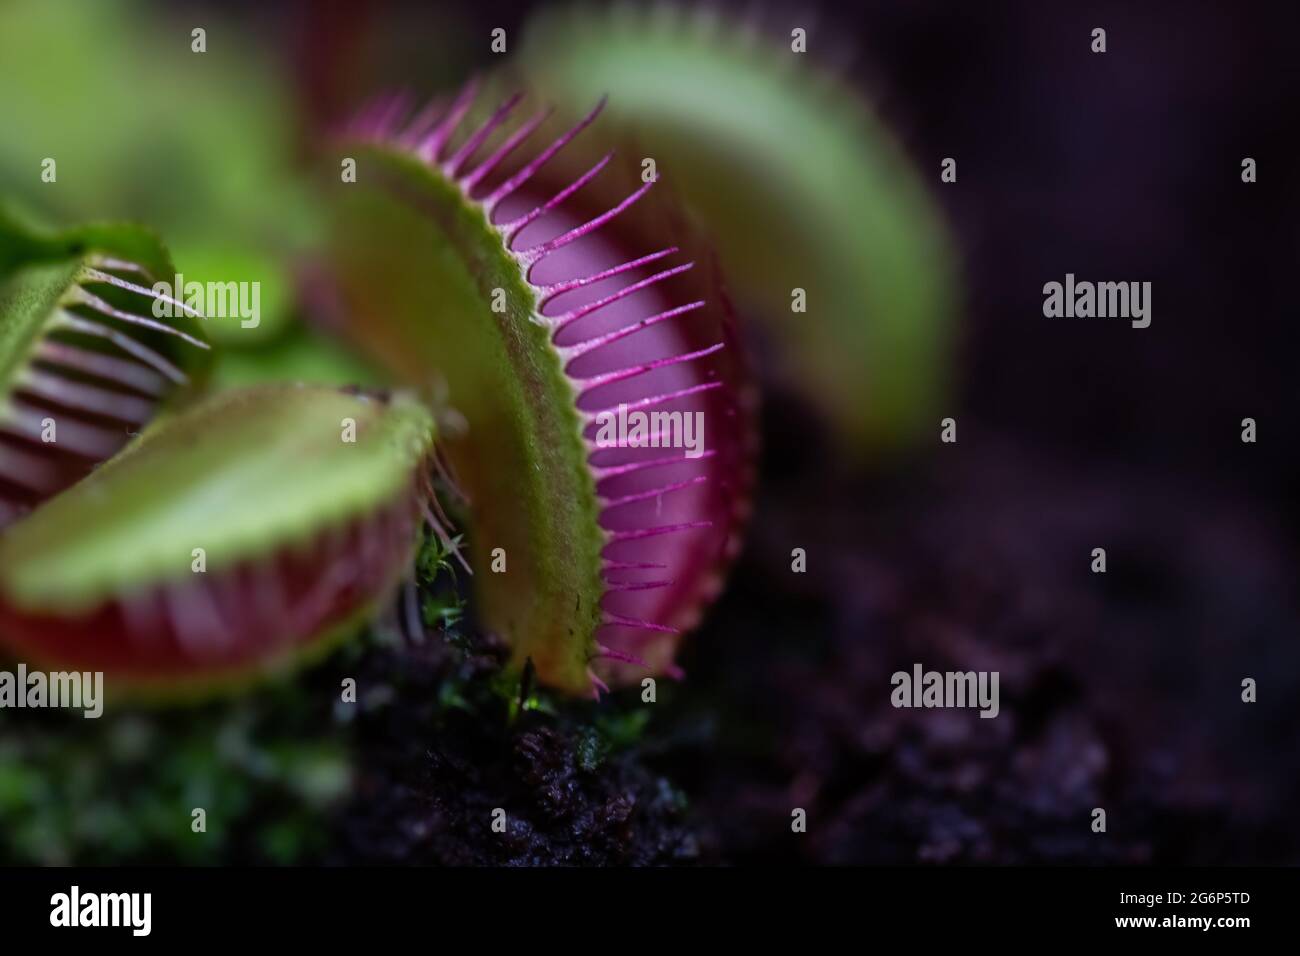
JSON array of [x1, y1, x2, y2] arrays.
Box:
[[0, 256, 208, 524], [342, 83, 755, 693]]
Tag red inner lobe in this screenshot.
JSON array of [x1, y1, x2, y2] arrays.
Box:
[[504, 191, 754, 678], [0, 497, 418, 683]]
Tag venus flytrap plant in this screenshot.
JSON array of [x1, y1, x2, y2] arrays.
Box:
[[326, 84, 756, 695], [0, 213, 210, 525], [521, 4, 958, 451], [0, 384, 436, 695]]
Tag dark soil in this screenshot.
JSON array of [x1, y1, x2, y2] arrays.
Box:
[[331, 630, 703, 865], [332, 392, 1300, 865]]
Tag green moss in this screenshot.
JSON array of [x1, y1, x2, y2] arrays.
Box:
[[0, 694, 351, 866]]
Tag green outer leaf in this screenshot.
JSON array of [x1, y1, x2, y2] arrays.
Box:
[[0, 259, 83, 398], [0, 206, 181, 281], [0, 385, 435, 611], [0, 205, 67, 275], [522, 6, 958, 450], [328, 146, 606, 694]]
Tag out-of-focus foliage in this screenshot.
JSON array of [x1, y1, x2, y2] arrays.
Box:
[[523, 5, 958, 452], [0, 693, 351, 865], [0, 0, 315, 347]]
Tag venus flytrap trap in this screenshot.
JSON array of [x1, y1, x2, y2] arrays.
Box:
[[326, 83, 756, 695], [0, 384, 436, 696], [520, 3, 958, 451], [0, 213, 210, 525]]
